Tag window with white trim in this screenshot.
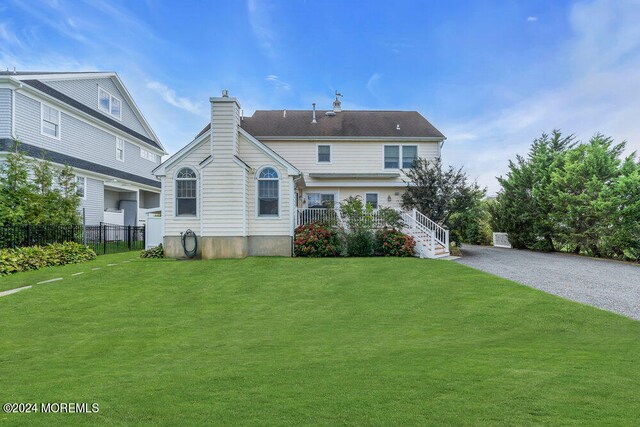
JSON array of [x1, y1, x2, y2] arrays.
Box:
[[75, 176, 86, 198], [384, 145, 400, 168], [365, 193, 379, 209], [317, 145, 331, 163], [116, 138, 125, 161], [257, 167, 279, 216], [41, 104, 60, 138], [98, 87, 122, 119], [140, 148, 157, 163], [402, 145, 418, 168], [384, 145, 418, 169], [175, 168, 197, 217], [308, 193, 335, 208]]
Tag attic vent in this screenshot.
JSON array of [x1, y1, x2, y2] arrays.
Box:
[[396, 124, 401, 130], [283, 109, 286, 118]]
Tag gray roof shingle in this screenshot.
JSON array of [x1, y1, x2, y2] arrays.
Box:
[[195, 110, 445, 140]]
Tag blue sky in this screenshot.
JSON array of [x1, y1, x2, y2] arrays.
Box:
[[1, 0, 639, 193]]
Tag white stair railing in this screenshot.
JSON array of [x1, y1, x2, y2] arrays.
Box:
[[412, 208, 449, 250], [294, 207, 449, 259]]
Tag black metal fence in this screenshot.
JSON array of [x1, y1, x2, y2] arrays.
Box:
[[0, 223, 145, 255]]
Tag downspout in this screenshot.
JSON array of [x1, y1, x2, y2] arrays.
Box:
[[8, 78, 23, 139]]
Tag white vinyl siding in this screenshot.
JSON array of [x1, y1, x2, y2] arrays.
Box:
[[238, 134, 291, 236], [262, 140, 440, 187], [0, 89, 12, 137], [98, 87, 122, 120]]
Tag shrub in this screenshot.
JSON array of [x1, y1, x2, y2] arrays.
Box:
[[0, 242, 96, 276], [141, 244, 164, 259], [344, 229, 376, 257], [294, 223, 340, 257], [376, 228, 416, 257]]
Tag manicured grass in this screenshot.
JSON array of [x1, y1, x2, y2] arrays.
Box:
[[1, 256, 640, 425]]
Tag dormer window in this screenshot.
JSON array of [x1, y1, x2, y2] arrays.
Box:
[[98, 87, 122, 120]]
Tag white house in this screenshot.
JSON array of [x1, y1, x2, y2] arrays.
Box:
[[153, 91, 448, 259], [0, 71, 167, 226]]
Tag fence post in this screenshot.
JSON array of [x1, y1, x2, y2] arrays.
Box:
[[127, 225, 131, 250], [82, 208, 87, 246], [26, 224, 31, 246], [103, 223, 107, 255], [142, 225, 146, 250]]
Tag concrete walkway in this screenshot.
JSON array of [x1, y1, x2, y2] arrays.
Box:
[[455, 245, 640, 320]]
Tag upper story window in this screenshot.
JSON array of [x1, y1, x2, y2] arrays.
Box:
[[41, 104, 60, 139], [317, 145, 331, 163], [116, 138, 125, 162], [175, 168, 197, 217], [384, 145, 418, 169], [75, 176, 86, 199], [257, 167, 279, 217], [98, 87, 122, 120], [140, 148, 157, 163], [402, 145, 418, 168], [384, 146, 400, 168]]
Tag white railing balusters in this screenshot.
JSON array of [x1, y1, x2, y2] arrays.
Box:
[[294, 207, 449, 258]]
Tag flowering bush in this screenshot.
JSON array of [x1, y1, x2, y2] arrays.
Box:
[[294, 223, 341, 257], [376, 228, 416, 257]]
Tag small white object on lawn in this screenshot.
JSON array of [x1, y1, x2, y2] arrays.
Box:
[[92, 268, 101, 271], [107, 264, 117, 267], [37, 277, 62, 285], [71, 272, 84, 276], [0, 286, 32, 298]]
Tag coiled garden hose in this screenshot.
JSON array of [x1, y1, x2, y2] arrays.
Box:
[[181, 229, 198, 258]]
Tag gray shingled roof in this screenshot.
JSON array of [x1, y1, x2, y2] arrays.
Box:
[[242, 110, 445, 138], [195, 110, 445, 140]]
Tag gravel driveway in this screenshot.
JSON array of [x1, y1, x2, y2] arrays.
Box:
[[455, 245, 640, 320]]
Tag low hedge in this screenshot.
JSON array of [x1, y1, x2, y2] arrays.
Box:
[[0, 242, 96, 276]]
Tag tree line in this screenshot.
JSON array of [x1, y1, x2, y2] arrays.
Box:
[[491, 130, 639, 261]]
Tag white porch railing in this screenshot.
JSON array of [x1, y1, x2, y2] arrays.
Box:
[[294, 207, 450, 259]]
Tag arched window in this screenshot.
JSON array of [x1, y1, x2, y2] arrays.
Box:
[[257, 167, 279, 216], [175, 167, 197, 217]]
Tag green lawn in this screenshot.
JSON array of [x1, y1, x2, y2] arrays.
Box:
[[1, 255, 640, 425]]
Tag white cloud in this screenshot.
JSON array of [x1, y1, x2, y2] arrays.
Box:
[[445, 0, 640, 195], [146, 81, 207, 117], [247, 0, 278, 58], [366, 72, 383, 99], [265, 74, 291, 91], [526, 16, 538, 22], [0, 22, 23, 47]]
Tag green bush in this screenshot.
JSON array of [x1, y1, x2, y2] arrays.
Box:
[[376, 228, 415, 257], [344, 229, 375, 257], [141, 244, 164, 259], [294, 223, 341, 257], [0, 242, 96, 276]]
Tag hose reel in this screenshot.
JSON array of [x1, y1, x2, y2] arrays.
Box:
[[180, 229, 198, 258]]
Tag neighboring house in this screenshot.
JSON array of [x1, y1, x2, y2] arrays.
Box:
[[153, 91, 448, 259], [0, 71, 167, 226]]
